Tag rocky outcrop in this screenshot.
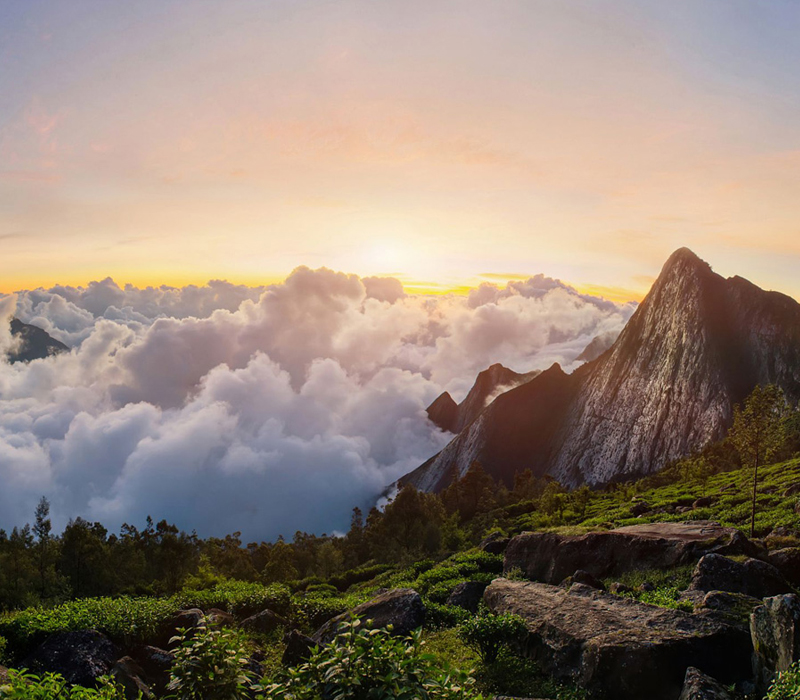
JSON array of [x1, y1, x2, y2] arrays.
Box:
[[312, 588, 424, 645], [425, 364, 541, 435], [7, 319, 69, 363], [21, 630, 120, 687], [111, 656, 154, 700], [426, 392, 459, 433], [484, 579, 751, 700], [282, 629, 315, 666], [479, 532, 510, 555], [751, 593, 800, 694], [240, 608, 293, 635], [504, 521, 756, 584], [769, 547, 800, 586], [155, 608, 204, 647], [696, 590, 762, 630], [446, 581, 489, 612], [678, 667, 734, 700], [404, 248, 800, 491], [689, 553, 791, 599]]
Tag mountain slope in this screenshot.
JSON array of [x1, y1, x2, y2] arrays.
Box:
[[403, 248, 800, 491], [426, 363, 542, 434]]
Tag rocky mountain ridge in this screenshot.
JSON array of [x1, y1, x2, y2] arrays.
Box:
[[7, 318, 69, 363], [403, 248, 800, 491]]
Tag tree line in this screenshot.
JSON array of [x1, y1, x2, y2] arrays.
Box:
[[1, 384, 797, 612]]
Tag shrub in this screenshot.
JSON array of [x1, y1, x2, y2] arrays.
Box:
[[328, 563, 394, 591], [426, 602, 472, 629], [459, 612, 527, 665], [167, 623, 255, 700], [256, 618, 483, 699], [0, 670, 131, 699], [766, 661, 800, 699]]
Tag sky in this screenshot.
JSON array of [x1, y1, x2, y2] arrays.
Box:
[[2, 0, 800, 300]]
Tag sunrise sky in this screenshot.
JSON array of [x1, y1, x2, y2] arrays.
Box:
[[2, 0, 800, 300]]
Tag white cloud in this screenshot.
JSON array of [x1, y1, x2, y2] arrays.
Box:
[[0, 268, 634, 540]]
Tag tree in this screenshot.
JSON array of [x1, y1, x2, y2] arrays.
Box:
[[729, 384, 789, 537], [33, 496, 53, 598]]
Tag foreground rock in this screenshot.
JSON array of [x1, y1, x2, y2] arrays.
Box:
[[751, 593, 800, 694], [155, 608, 204, 647], [678, 667, 733, 700], [689, 553, 791, 599], [21, 630, 119, 687], [133, 646, 174, 692], [484, 579, 750, 700], [447, 581, 489, 612], [312, 588, 424, 645], [282, 629, 315, 666], [504, 521, 757, 583], [241, 608, 293, 635], [111, 656, 154, 700], [769, 547, 800, 586], [696, 590, 761, 629]]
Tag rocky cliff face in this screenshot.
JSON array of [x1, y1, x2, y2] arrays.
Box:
[[403, 248, 800, 491]]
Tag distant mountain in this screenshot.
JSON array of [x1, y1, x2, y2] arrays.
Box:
[[8, 319, 69, 363], [403, 248, 800, 492], [426, 363, 541, 433], [576, 330, 618, 362]]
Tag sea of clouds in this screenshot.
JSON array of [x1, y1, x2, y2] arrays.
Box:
[[0, 268, 636, 541]]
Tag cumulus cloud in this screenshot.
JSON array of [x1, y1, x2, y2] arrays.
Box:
[[0, 268, 635, 540]]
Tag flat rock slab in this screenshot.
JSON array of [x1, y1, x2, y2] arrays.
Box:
[[504, 521, 755, 583], [484, 579, 751, 700]]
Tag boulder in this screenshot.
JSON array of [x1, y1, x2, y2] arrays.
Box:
[[678, 667, 733, 700], [751, 593, 800, 694], [769, 548, 800, 586], [689, 553, 791, 599], [483, 579, 751, 700], [134, 646, 174, 691], [446, 581, 490, 612], [111, 656, 154, 700], [480, 532, 510, 555], [504, 521, 758, 583], [240, 608, 293, 635], [693, 496, 715, 509], [608, 582, 632, 595], [205, 608, 235, 628], [630, 501, 650, 517], [155, 608, 204, 647], [696, 591, 762, 629], [565, 570, 605, 591], [282, 629, 315, 666], [21, 630, 119, 687], [312, 588, 424, 645]]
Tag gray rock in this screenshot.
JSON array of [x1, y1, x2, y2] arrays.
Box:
[[690, 553, 791, 599], [693, 496, 715, 509], [678, 667, 733, 700], [696, 590, 761, 629], [240, 608, 292, 635], [111, 656, 154, 700], [446, 581, 489, 612], [504, 521, 756, 583], [567, 570, 605, 590], [312, 588, 425, 645], [205, 608, 235, 628], [483, 579, 751, 700], [769, 548, 800, 586], [134, 646, 174, 692], [480, 532, 511, 555], [751, 593, 800, 694], [21, 630, 119, 687], [282, 629, 315, 666], [156, 608, 204, 647]]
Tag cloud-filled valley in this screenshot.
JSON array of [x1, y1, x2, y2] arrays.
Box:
[[0, 268, 635, 541]]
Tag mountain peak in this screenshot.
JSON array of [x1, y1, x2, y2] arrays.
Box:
[[659, 247, 711, 278]]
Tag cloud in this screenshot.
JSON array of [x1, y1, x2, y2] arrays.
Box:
[[0, 267, 634, 540]]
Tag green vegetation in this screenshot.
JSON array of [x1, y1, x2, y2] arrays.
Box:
[[766, 661, 800, 699], [458, 612, 527, 664], [0, 670, 130, 699], [2, 385, 800, 698], [257, 619, 480, 700]]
